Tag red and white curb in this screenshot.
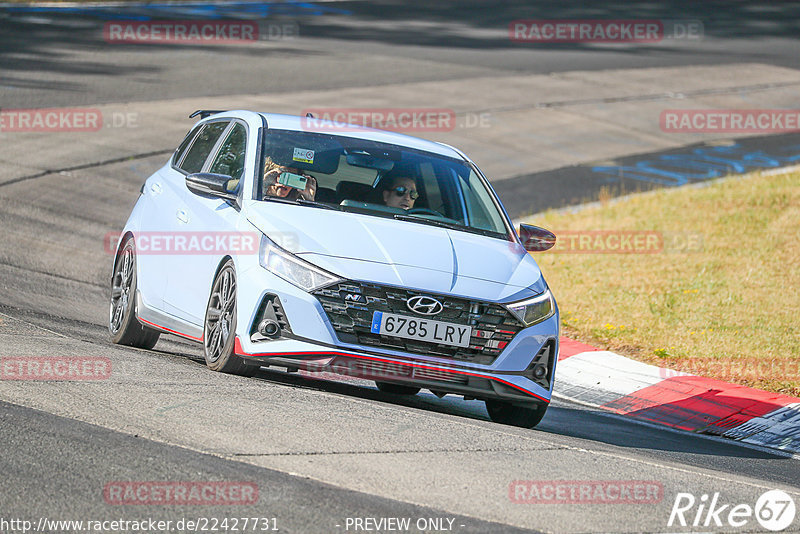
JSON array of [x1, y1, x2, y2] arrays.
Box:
[[556, 338, 800, 454]]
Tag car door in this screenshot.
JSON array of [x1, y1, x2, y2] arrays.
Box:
[[166, 120, 249, 326], [159, 120, 231, 321], [134, 123, 204, 311]]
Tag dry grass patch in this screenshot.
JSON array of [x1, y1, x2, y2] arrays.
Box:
[[523, 170, 800, 396]]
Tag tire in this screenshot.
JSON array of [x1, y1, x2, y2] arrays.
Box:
[[485, 399, 548, 428], [109, 238, 160, 349], [203, 260, 256, 376], [375, 381, 421, 395]]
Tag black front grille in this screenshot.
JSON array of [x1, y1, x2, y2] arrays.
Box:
[[312, 282, 524, 364]]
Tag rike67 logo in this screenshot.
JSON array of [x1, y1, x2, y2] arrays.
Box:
[[668, 490, 796, 532]]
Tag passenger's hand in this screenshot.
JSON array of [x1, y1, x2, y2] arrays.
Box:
[[297, 175, 317, 201]]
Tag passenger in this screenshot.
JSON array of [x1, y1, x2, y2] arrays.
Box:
[[263, 157, 317, 201], [381, 175, 419, 210]]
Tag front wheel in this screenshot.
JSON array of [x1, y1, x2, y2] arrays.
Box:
[[485, 399, 548, 428], [109, 238, 160, 349], [203, 260, 256, 376]]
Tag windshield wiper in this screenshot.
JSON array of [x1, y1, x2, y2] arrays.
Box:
[[393, 214, 504, 238], [297, 198, 338, 210], [262, 196, 338, 210], [393, 214, 466, 231]]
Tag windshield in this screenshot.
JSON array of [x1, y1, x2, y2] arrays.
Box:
[[258, 129, 511, 238]]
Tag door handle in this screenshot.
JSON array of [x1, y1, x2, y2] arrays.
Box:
[[176, 209, 189, 224]]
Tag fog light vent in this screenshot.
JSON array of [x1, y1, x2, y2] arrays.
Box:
[[250, 294, 292, 342]]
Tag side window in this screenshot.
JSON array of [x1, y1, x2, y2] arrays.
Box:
[[459, 169, 506, 233], [179, 121, 229, 174], [208, 123, 247, 180], [172, 124, 203, 167]]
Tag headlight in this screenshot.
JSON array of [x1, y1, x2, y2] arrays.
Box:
[[259, 235, 343, 292], [505, 288, 555, 326]]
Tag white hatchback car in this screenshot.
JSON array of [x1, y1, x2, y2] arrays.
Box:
[[110, 110, 559, 428]]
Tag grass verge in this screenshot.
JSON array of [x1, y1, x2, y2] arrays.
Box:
[[523, 169, 800, 397]]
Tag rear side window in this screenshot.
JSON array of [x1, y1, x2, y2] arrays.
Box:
[[172, 125, 203, 166], [179, 121, 229, 174], [208, 123, 247, 180]]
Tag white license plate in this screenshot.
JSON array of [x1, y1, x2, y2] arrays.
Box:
[[370, 311, 472, 348]]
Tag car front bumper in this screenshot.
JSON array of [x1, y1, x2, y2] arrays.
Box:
[[235, 263, 559, 405], [235, 258, 559, 404]]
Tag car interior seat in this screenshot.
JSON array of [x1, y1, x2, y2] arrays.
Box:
[[315, 187, 338, 203], [336, 181, 378, 204]]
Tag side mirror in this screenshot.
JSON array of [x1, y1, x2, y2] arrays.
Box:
[[519, 223, 556, 252], [185, 172, 238, 201]]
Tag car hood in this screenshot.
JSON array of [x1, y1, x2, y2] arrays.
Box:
[[245, 202, 545, 302]]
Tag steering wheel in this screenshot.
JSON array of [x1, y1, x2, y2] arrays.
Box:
[[406, 207, 442, 217]]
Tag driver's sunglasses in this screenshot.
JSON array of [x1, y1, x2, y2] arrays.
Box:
[[391, 186, 419, 200]]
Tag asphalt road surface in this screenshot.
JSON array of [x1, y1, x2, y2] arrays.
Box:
[[1, 2, 799, 533], [2, 1, 800, 108]]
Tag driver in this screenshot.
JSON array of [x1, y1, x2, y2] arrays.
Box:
[[381, 175, 418, 210], [263, 157, 317, 201]]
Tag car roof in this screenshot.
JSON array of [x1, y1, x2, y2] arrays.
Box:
[[254, 112, 464, 160]]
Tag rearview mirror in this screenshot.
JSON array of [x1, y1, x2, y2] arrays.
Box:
[[344, 151, 396, 171], [185, 173, 238, 201], [519, 224, 556, 252]]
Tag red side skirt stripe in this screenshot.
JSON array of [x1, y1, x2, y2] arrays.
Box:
[[139, 317, 203, 342]]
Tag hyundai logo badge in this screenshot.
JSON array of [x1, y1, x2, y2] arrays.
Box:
[[406, 295, 444, 316]]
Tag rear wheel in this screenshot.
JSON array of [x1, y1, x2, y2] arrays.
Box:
[[485, 399, 548, 428], [109, 238, 160, 349], [204, 261, 256, 376], [375, 381, 421, 395]]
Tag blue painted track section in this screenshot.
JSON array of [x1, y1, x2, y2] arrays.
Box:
[[1, 2, 351, 20]]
